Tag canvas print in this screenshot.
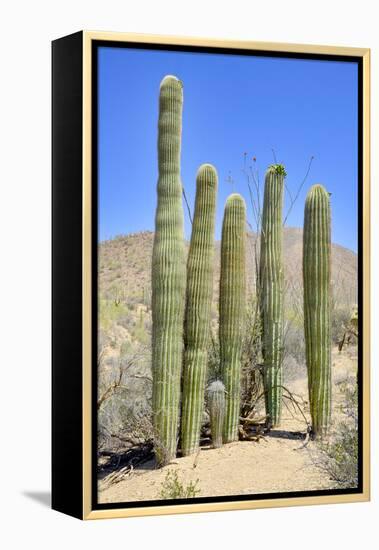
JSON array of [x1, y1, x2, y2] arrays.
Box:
[[96, 45, 360, 506]]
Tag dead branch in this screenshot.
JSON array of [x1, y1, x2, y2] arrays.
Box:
[[238, 424, 265, 442], [192, 448, 201, 469], [294, 427, 312, 451], [97, 346, 150, 409], [240, 415, 268, 424], [281, 385, 311, 430], [102, 464, 134, 488]]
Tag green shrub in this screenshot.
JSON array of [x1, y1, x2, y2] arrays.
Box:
[[98, 297, 129, 330], [159, 470, 200, 499], [331, 305, 352, 344], [316, 378, 358, 488]]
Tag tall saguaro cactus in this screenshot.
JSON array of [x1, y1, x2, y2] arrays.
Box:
[[259, 165, 285, 428], [220, 194, 246, 443], [303, 184, 331, 438], [181, 164, 218, 456], [151, 75, 186, 465]]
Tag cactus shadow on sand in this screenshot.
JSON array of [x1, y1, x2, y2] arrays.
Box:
[[265, 429, 307, 441]]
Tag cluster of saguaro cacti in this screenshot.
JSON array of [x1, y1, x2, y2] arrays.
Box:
[[303, 184, 331, 438], [181, 164, 218, 456], [219, 194, 246, 443], [207, 380, 226, 449], [151, 76, 186, 465], [151, 75, 335, 463], [259, 165, 285, 428]]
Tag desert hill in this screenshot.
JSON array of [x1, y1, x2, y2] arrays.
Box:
[[98, 228, 357, 314]]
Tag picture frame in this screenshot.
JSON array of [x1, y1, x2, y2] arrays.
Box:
[[52, 30, 370, 520]]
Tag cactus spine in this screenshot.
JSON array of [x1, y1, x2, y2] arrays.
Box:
[[207, 380, 226, 449], [303, 184, 331, 438], [151, 76, 186, 465], [181, 164, 218, 456], [220, 194, 246, 443], [259, 165, 285, 428]]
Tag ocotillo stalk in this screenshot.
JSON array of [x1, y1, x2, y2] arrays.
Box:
[[207, 380, 226, 449], [181, 164, 218, 456], [259, 164, 285, 428], [151, 75, 186, 465], [220, 194, 246, 443], [303, 184, 331, 438]]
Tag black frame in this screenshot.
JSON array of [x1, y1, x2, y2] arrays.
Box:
[[52, 31, 83, 519]]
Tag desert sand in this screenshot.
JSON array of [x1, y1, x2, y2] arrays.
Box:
[[98, 346, 357, 504]]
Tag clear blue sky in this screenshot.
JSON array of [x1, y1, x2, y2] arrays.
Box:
[[98, 46, 358, 252]]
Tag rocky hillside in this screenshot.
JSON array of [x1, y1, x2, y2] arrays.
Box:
[[98, 228, 357, 314]]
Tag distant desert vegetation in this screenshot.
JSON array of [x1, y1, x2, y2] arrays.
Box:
[[97, 228, 357, 453]]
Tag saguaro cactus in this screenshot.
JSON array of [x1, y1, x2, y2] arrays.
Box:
[[220, 194, 246, 443], [259, 164, 285, 428], [207, 380, 226, 449], [151, 75, 186, 465], [303, 184, 331, 438], [181, 164, 218, 456]]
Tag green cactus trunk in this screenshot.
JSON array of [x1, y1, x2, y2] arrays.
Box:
[[151, 76, 186, 465], [259, 165, 285, 428], [207, 380, 226, 449], [181, 164, 218, 456], [303, 184, 331, 438], [220, 194, 246, 443]]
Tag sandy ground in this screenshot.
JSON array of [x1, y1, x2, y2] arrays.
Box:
[[98, 346, 357, 504]]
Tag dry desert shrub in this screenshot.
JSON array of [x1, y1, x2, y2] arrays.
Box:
[[159, 470, 200, 499]]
